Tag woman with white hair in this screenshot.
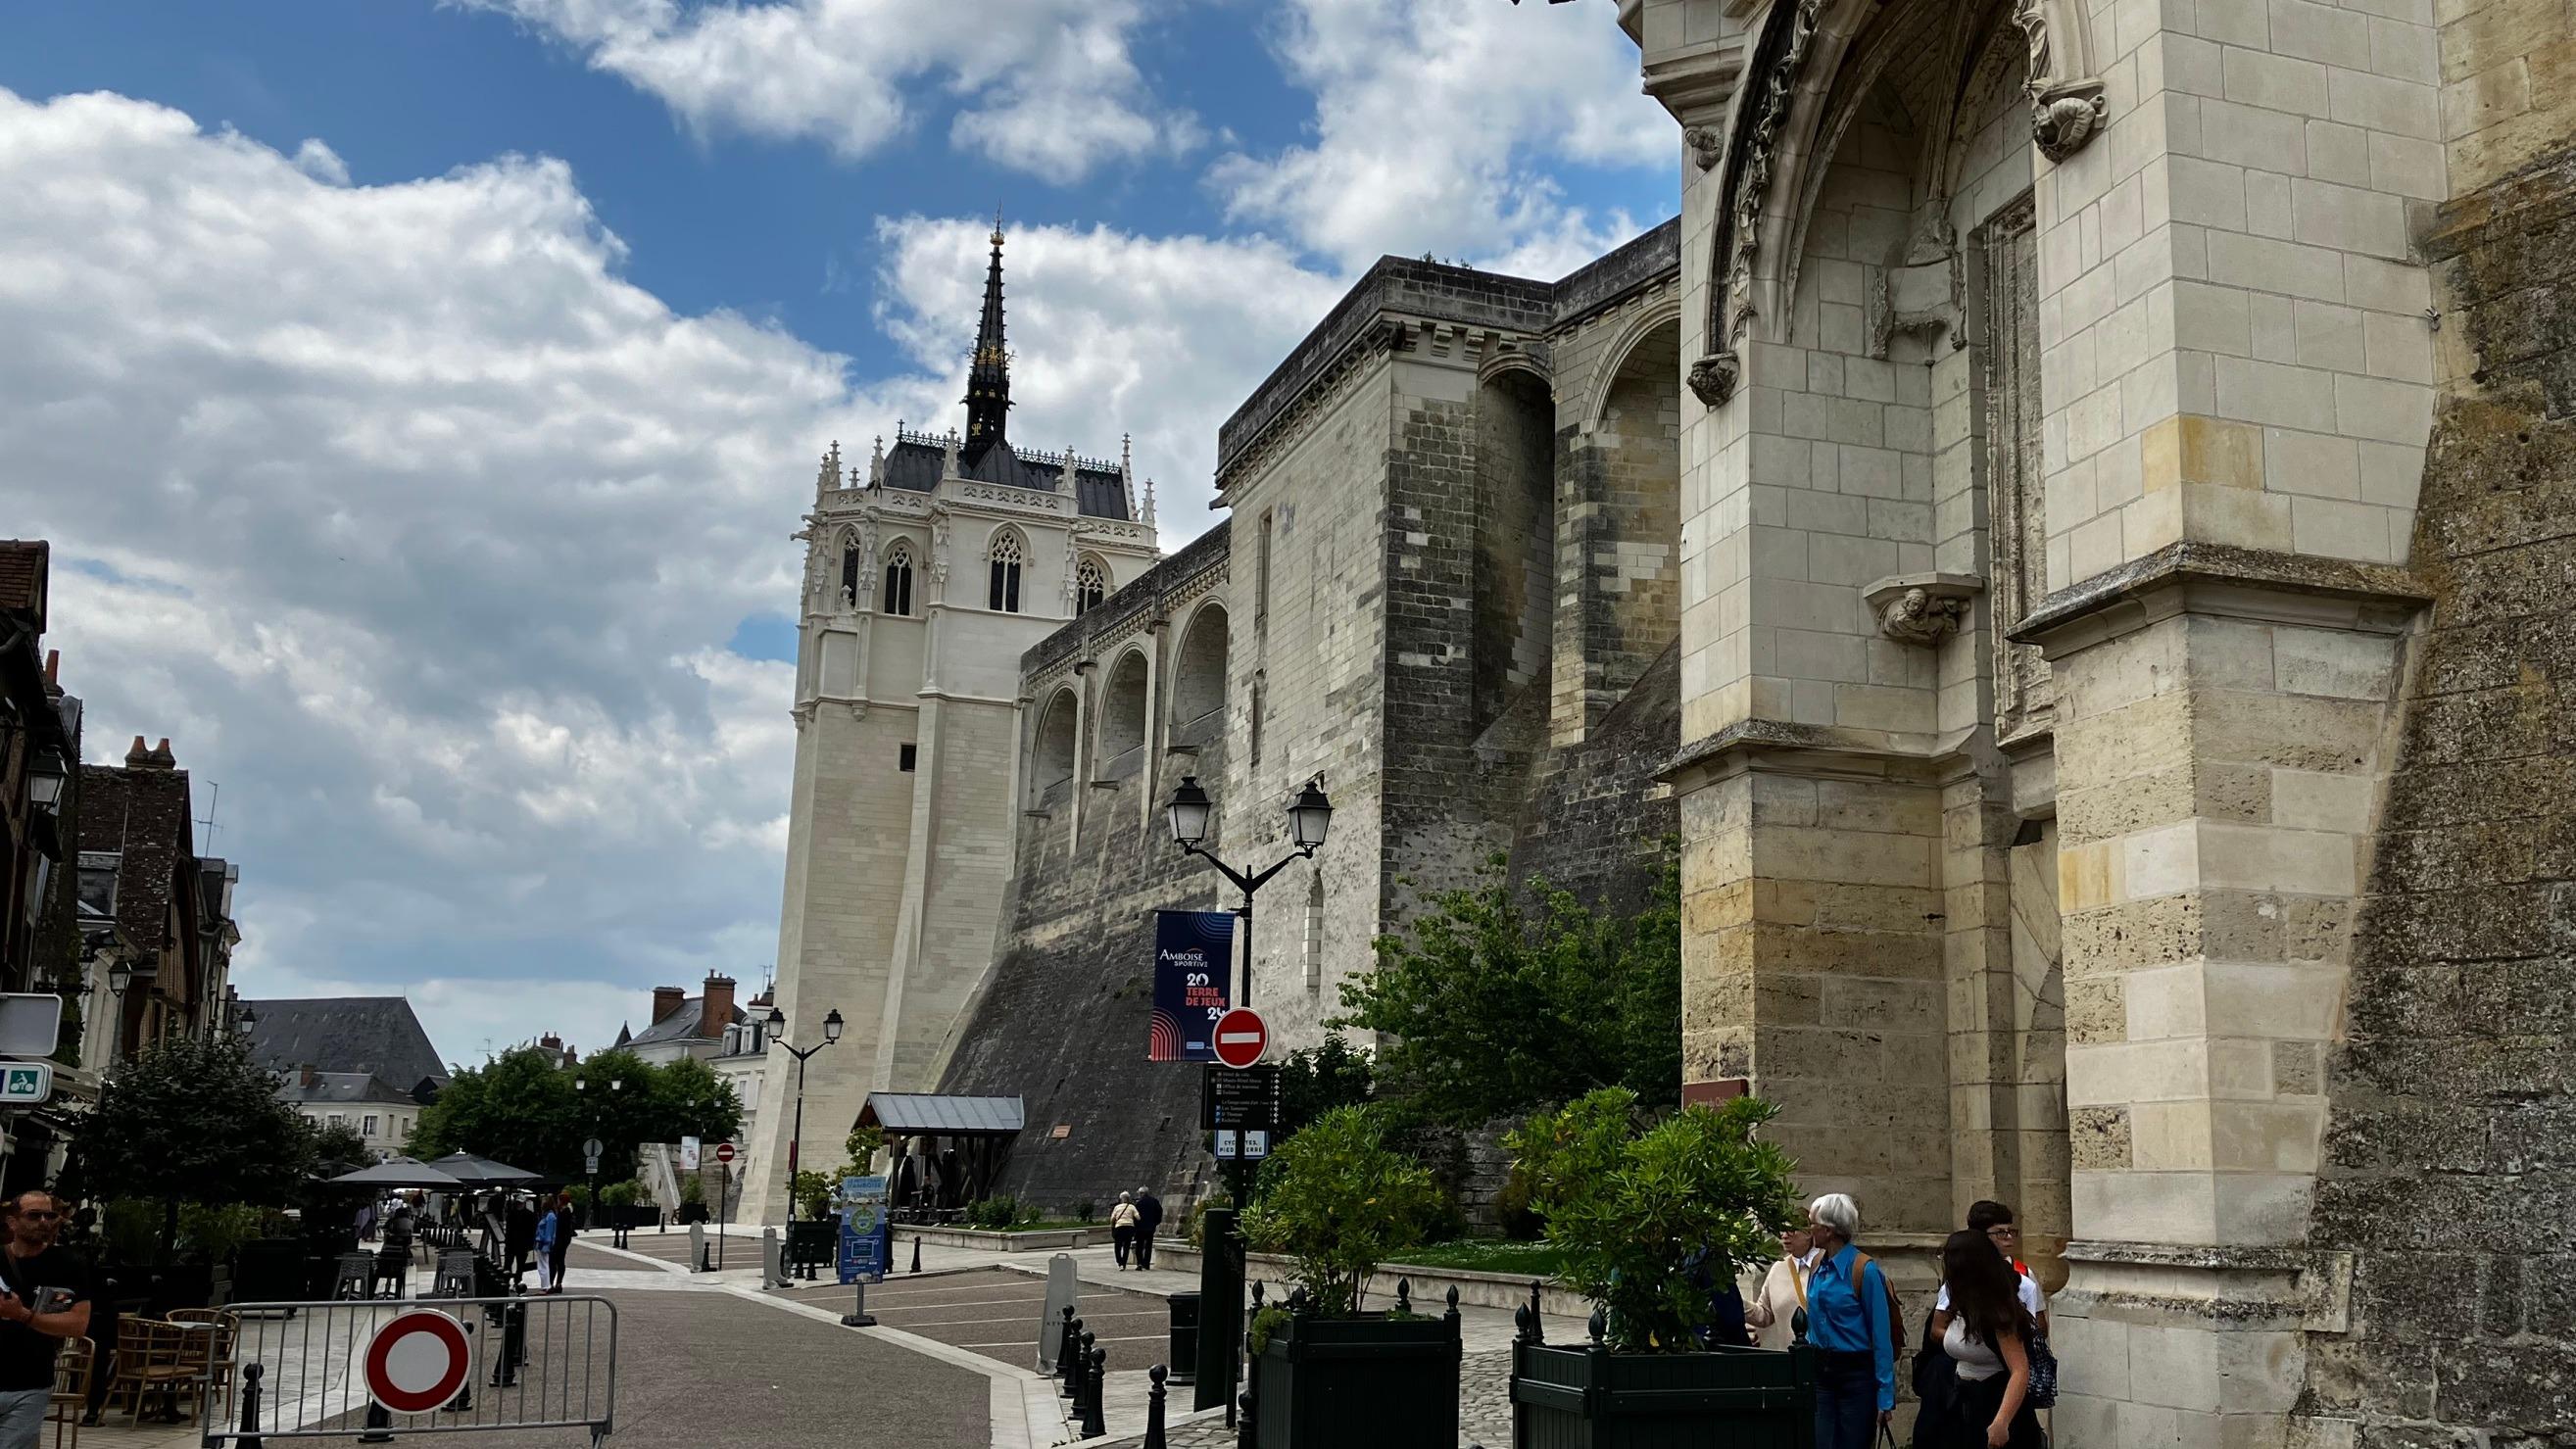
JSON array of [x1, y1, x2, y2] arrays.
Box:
[[1108, 1191, 1141, 1270], [1802, 1192, 1896, 1449]]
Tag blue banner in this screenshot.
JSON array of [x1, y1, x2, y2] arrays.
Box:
[[1150, 909, 1234, 1062], [837, 1175, 889, 1284]]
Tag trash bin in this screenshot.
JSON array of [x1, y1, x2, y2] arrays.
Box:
[[1166, 1291, 1199, 1385]]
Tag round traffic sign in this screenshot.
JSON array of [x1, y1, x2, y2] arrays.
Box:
[[364, 1309, 473, 1415], [715, 1142, 737, 1165], [1212, 1008, 1269, 1069]]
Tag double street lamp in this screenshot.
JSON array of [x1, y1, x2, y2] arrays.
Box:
[[1163, 776, 1332, 1007], [764, 1004, 843, 1223]]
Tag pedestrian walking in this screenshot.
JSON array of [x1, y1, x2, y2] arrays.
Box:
[[1801, 1193, 1895, 1449], [1109, 1192, 1141, 1269], [532, 1197, 559, 1293], [1741, 1224, 1817, 1350], [1932, 1201, 2048, 1335], [376, 1203, 415, 1294], [0, 1191, 91, 1449], [550, 1192, 576, 1291], [507, 1195, 537, 1280], [1929, 1230, 2042, 1449], [1132, 1185, 1163, 1271]]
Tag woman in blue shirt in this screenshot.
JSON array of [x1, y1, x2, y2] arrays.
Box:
[[1803, 1192, 1895, 1449]]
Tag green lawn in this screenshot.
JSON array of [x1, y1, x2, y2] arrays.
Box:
[[1385, 1238, 1565, 1277]]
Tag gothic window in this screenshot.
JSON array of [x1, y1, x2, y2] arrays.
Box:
[[839, 536, 861, 607], [881, 542, 915, 616], [987, 530, 1024, 613], [1075, 558, 1108, 616]]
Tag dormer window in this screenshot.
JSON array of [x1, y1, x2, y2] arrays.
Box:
[[988, 530, 1024, 613], [1076, 558, 1107, 616], [882, 542, 915, 616]]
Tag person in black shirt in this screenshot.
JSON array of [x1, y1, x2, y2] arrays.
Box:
[[0, 1190, 92, 1449]]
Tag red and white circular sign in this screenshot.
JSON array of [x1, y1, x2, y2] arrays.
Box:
[[1212, 1008, 1269, 1069], [715, 1142, 737, 1165], [364, 1310, 473, 1415]]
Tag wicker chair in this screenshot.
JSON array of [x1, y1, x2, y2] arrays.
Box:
[[165, 1311, 238, 1421], [47, 1336, 92, 1449]]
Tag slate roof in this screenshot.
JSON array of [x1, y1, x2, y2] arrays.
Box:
[[278, 1071, 422, 1107], [880, 437, 1131, 520], [625, 994, 743, 1048], [245, 996, 450, 1087], [0, 541, 47, 630]]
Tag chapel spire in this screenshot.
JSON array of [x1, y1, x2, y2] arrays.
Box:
[[963, 212, 1011, 456]]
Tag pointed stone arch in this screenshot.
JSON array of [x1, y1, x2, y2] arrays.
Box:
[[1170, 602, 1230, 730], [1032, 686, 1079, 801], [1096, 648, 1150, 768]]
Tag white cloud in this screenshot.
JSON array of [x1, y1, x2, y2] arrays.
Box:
[[292, 138, 349, 184], [0, 87, 1342, 1065], [1212, 0, 1672, 271], [0, 87, 860, 1063], [460, 0, 1196, 178]]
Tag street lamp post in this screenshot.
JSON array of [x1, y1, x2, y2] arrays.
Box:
[[574, 1075, 622, 1232], [1163, 776, 1329, 1423], [765, 1005, 843, 1246], [1162, 776, 1332, 1013]]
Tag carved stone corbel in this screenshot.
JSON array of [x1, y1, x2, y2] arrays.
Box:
[[1688, 351, 1741, 407], [1868, 215, 1964, 359], [1684, 125, 1723, 171], [1865, 572, 1985, 646], [2013, 0, 2108, 163]]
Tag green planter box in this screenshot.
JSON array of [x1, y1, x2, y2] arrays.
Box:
[[1248, 1305, 1462, 1449], [1510, 1339, 1815, 1449]]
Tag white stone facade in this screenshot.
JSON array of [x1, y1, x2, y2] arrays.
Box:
[[755, 419, 1158, 1222]]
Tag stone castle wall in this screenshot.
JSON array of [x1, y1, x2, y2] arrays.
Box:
[[2292, 146, 2576, 1448]]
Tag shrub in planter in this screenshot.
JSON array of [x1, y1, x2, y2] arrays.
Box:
[[1502, 1087, 1810, 1446], [1237, 1107, 1459, 1448]]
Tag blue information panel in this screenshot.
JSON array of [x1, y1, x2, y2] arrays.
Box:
[[1149, 910, 1234, 1062], [837, 1175, 890, 1284]]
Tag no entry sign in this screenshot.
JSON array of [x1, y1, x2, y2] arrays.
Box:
[[1211, 1008, 1268, 1069], [365, 1309, 473, 1415], [715, 1142, 737, 1165]]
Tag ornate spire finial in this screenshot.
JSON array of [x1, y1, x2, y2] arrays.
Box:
[[1121, 433, 1133, 475], [963, 216, 1011, 454], [1142, 476, 1157, 527]]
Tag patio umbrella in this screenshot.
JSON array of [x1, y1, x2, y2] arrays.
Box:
[[325, 1157, 469, 1190], [422, 1151, 545, 1185]]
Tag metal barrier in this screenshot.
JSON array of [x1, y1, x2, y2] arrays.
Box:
[[198, 1294, 615, 1446]]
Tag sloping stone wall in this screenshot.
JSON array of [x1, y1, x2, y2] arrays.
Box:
[[2295, 150, 2576, 1446]]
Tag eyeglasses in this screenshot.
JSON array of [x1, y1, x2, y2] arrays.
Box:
[[15, 1212, 58, 1223], [1986, 1225, 2018, 1240]]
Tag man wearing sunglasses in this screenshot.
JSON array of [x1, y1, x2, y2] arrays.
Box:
[[0, 1191, 90, 1448]]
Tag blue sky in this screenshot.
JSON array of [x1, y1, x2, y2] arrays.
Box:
[[0, 0, 1674, 1064]]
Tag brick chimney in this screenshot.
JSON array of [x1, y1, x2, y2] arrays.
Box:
[[299, 1064, 317, 1088], [651, 987, 686, 1024], [699, 974, 737, 1040]]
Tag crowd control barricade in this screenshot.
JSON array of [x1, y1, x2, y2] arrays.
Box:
[[197, 1293, 615, 1446]]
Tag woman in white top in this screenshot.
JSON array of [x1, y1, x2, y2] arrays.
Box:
[[1935, 1231, 2042, 1449], [1929, 1200, 2048, 1341], [1740, 1225, 1816, 1350], [1108, 1192, 1142, 1270]]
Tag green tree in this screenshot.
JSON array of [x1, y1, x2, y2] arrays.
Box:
[[412, 1045, 745, 1183], [1333, 845, 1682, 1126], [1509, 1087, 1800, 1353], [79, 1032, 316, 1255], [1239, 1106, 1446, 1317], [1277, 1034, 1376, 1139], [311, 1120, 374, 1181]]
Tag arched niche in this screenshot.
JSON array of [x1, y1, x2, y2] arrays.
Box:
[[1032, 688, 1079, 801], [1097, 650, 1149, 769], [1169, 604, 1229, 733]]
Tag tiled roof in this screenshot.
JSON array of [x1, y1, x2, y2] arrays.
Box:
[[74, 754, 193, 953], [625, 995, 743, 1048], [0, 541, 47, 629], [245, 996, 450, 1087], [278, 1072, 421, 1106]]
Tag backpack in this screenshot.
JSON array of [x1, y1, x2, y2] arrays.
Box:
[[1851, 1250, 1908, 1355], [2026, 1333, 2059, 1408]]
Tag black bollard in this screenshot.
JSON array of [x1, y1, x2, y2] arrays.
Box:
[[1528, 1280, 1546, 1344], [356, 1401, 394, 1444], [1143, 1364, 1169, 1449], [1058, 1314, 1085, 1396], [908, 1233, 922, 1275], [237, 1363, 266, 1449], [1081, 1345, 1108, 1437]]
